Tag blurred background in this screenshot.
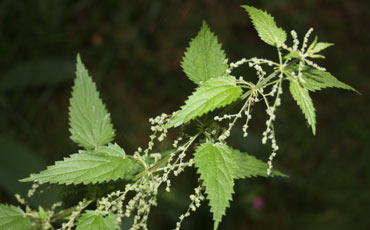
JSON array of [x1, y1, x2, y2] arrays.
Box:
[[0, 0, 369, 229]]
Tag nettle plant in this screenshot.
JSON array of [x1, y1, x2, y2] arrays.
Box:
[[0, 5, 356, 230]]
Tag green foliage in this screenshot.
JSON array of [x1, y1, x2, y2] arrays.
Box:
[[242, 5, 287, 47], [0, 204, 31, 230], [232, 149, 286, 179], [300, 66, 358, 92], [21, 143, 136, 185], [0, 4, 357, 230], [181, 21, 228, 85], [311, 42, 334, 54], [194, 142, 237, 230], [69, 55, 115, 150], [289, 79, 317, 135], [166, 76, 242, 128], [76, 211, 117, 230]]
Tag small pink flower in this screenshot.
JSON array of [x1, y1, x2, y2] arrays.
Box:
[[253, 196, 264, 210]]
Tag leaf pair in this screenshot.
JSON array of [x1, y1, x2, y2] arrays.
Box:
[[194, 142, 285, 230], [288, 65, 357, 135], [168, 5, 288, 128], [22, 57, 136, 185], [166, 20, 243, 129]]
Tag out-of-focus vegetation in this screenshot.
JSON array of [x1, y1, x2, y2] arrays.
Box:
[[0, 0, 369, 229]]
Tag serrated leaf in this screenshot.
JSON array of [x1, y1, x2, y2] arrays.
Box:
[[300, 66, 358, 93], [194, 142, 237, 230], [232, 149, 287, 179], [76, 210, 117, 230], [242, 5, 287, 47], [166, 76, 242, 128], [69, 55, 115, 149], [312, 42, 333, 53], [181, 21, 228, 84], [21, 143, 136, 185], [289, 80, 316, 135], [0, 204, 31, 230]]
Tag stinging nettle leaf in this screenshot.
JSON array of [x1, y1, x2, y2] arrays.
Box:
[[300, 66, 358, 93], [181, 21, 229, 84], [242, 5, 287, 47], [232, 149, 287, 179], [194, 142, 237, 230], [76, 210, 117, 230], [21, 143, 136, 185], [289, 79, 316, 135], [311, 42, 334, 53], [69, 55, 115, 150], [166, 76, 243, 128], [0, 204, 31, 230]]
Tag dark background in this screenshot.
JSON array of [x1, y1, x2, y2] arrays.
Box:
[[0, 0, 369, 229]]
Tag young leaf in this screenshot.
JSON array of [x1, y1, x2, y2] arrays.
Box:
[[242, 5, 287, 47], [21, 143, 136, 185], [0, 204, 31, 230], [301, 66, 358, 93], [289, 79, 316, 135], [181, 21, 228, 84], [283, 50, 300, 60], [76, 211, 118, 230], [194, 142, 237, 230], [311, 42, 334, 53], [232, 149, 287, 179], [166, 76, 242, 128], [69, 55, 115, 150]]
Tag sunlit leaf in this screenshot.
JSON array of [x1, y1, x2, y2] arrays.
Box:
[[194, 142, 237, 230], [166, 76, 242, 128], [182, 21, 228, 84], [69, 55, 115, 149], [21, 143, 135, 185], [242, 5, 286, 47]]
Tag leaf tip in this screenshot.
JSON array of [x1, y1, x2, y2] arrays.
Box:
[[76, 53, 82, 64], [19, 178, 30, 183], [312, 125, 316, 135], [213, 221, 220, 230]]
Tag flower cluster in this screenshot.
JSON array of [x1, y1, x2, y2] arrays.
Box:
[[175, 186, 205, 230]]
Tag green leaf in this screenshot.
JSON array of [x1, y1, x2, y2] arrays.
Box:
[[300, 66, 358, 93], [194, 142, 237, 230], [0, 204, 31, 230], [181, 21, 228, 84], [76, 211, 117, 230], [242, 5, 287, 47], [21, 143, 136, 185], [166, 76, 242, 128], [232, 149, 287, 179], [311, 42, 334, 53], [69, 55, 115, 149], [289, 79, 316, 135], [283, 50, 300, 60]]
